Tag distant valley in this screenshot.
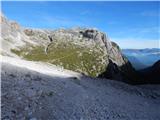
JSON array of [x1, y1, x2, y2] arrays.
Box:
[[122, 48, 160, 70]]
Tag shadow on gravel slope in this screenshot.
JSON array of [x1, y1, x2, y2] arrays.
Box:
[[1, 62, 160, 120]]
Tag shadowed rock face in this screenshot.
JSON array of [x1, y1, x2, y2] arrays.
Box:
[[139, 60, 160, 84], [98, 59, 139, 84], [1, 13, 137, 83]]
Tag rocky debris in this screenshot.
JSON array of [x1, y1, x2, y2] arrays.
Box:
[[0, 13, 7, 24], [10, 22, 20, 30], [1, 62, 160, 120], [79, 29, 100, 40], [1, 56, 82, 79], [24, 29, 34, 36]]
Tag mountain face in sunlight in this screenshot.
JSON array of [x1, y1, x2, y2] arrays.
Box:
[[122, 48, 160, 70], [1, 13, 137, 83]]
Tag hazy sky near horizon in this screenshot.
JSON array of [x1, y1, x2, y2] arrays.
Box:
[[2, 1, 159, 49]]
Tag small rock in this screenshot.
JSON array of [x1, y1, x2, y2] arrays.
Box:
[[11, 110, 16, 114], [30, 118, 37, 120]]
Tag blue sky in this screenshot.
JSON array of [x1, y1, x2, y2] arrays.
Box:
[[2, 1, 160, 49]]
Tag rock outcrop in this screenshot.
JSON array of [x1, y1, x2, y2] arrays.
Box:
[[139, 60, 160, 84], [1, 13, 138, 83], [0, 13, 37, 57]]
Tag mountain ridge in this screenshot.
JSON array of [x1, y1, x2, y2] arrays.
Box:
[[1, 13, 138, 83]]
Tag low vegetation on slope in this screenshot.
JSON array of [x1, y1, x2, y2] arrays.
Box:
[[11, 41, 107, 77]]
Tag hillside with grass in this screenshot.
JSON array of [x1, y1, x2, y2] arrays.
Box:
[[1, 13, 137, 83]]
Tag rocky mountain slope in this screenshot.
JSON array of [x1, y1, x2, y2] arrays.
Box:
[[1, 56, 160, 120], [139, 60, 160, 84], [1, 13, 137, 83]]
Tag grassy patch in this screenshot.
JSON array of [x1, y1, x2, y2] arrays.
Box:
[[11, 41, 107, 77]]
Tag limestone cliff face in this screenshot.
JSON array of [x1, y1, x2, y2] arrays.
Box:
[[78, 29, 137, 83], [1, 14, 137, 83], [0, 13, 36, 57]]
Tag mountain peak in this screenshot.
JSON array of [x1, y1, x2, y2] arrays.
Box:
[[1, 14, 137, 83]]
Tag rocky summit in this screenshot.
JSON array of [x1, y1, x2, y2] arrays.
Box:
[[1, 13, 137, 83]]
